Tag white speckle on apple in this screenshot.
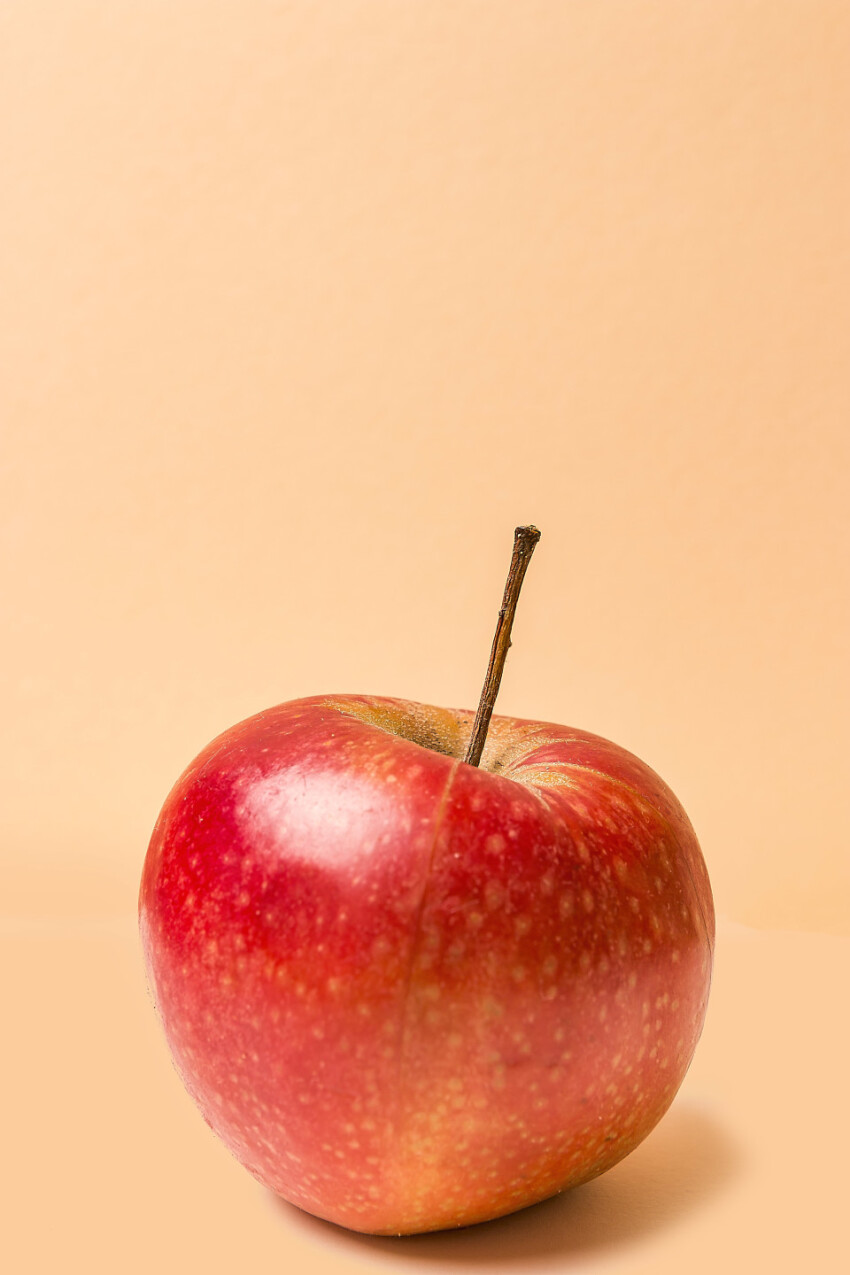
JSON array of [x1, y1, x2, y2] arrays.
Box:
[[558, 892, 574, 918], [484, 881, 505, 911]]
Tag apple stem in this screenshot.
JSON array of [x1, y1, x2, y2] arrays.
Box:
[[464, 525, 541, 767]]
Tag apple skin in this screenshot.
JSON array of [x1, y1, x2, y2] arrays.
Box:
[[139, 694, 714, 1235]]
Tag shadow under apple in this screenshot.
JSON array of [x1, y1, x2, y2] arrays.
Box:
[[272, 1098, 743, 1266]]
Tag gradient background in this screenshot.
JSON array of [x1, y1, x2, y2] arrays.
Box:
[[2, 3, 848, 1272]]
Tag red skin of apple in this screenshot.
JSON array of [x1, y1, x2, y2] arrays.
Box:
[[139, 694, 714, 1235]]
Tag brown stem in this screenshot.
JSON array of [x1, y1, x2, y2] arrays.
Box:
[[464, 525, 541, 767]]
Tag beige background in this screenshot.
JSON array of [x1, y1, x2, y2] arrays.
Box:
[[2, 3, 848, 1272]]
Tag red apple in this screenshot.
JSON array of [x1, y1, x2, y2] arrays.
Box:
[[139, 692, 714, 1235]]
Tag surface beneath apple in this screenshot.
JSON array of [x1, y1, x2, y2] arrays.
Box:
[[139, 695, 714, 1235]]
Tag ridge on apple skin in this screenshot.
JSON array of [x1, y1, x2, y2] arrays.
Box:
[[140, 694, 714, 1235]]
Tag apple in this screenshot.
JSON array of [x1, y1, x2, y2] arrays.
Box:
[[139, 530, 713, 1235]]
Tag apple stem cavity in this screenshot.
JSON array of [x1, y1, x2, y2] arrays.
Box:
[[464, 525, 541, 768]]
